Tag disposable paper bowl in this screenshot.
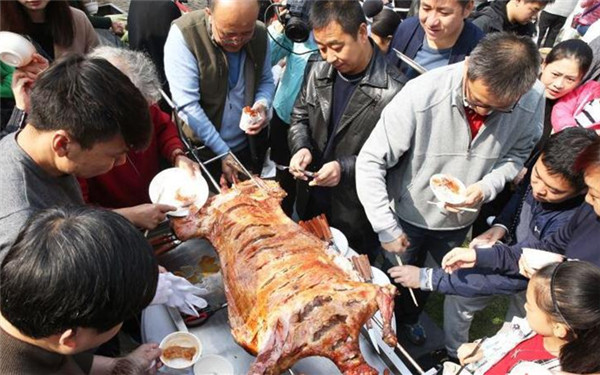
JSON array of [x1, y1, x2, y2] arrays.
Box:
[[429, 173, 467, 205], [159, 331, 202, 369], [442, 361, 461, 375], [193, 354, 234, 375], [522, 248, 565, 270], [149, 168, 209, 217], [0, 32, 35, 67]]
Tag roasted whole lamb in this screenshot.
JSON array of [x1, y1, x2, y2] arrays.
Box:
[[173, 179, 397, 375]]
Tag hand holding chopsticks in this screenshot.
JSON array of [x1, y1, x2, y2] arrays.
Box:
[[393, 255, 420, 307], [456, 336, 487, 374]]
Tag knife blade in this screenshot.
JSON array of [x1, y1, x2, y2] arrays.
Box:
[[393, 48, 428, 75]]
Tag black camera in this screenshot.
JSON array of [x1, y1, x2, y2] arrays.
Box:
[[281, 0, 312, 43]]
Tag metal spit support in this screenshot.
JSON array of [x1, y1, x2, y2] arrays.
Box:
[[160, 89, 267, 194], [159, 89, 223, 193]]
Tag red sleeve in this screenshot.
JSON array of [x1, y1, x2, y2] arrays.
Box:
[[151, 104, 185, 163], [77, 177, 91, 203]]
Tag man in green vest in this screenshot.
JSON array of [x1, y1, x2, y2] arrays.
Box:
[[165, 0, 275, 183]]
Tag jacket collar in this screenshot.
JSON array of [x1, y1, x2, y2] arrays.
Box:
[[314, 41, 388, 89]]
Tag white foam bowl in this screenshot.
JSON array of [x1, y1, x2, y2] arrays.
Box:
[[522, 248, 565, 270], [429, 173, 467, 205], [159, 331, 202, 369], [0, 32, 36, 67], [193, 354, 234, 374]]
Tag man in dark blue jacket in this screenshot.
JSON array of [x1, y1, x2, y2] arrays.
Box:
[[389, 128, 596, 358], [386, 0, 483, 79]]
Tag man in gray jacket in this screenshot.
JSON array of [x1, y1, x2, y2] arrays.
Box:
[[356, 32, 544, 345]]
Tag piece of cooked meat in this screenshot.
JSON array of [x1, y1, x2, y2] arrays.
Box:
[[162, 345, 196, 361]]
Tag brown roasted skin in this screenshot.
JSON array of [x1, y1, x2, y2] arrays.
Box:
[[173, 180, 397, 375]]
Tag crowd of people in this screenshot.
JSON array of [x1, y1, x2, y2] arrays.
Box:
[[2, 0, 600, 374]]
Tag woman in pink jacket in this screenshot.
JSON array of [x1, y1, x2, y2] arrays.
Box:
[[552, 80, 600, 133]]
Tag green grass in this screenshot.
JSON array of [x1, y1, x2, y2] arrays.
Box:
[[425, 292, 509, 341]]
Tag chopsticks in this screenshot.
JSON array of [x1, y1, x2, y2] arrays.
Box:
[[427, 201, 478, 213], [394, 254, 419, 307]]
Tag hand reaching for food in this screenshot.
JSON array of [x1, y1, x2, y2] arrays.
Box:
[[441, 247, 477, 273]]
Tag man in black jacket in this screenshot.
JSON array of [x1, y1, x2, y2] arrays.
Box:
[[470, 0, 553, 36], [288, 0, 405, 261]]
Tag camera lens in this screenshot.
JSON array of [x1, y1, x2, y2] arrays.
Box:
[[285, 17, 310, 43]]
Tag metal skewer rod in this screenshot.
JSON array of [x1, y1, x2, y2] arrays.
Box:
[[159, 89, 221, 193], [371, 316, 425, 374], [227, 150, 269, 191]]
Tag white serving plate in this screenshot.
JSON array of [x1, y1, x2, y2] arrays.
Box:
[[330, 227, 349, 256]]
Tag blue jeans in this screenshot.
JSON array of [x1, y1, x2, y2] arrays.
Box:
[[382, 218, 470, 325]]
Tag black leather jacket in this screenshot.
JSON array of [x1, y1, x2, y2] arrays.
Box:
[[288, 45, 405, 250]]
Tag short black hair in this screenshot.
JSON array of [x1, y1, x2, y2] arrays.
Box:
[[467, 32, 540, 103], [28, 54, 152, 151], [371, 8, 401, 39], [541, 127, 598, 191], [0, 207, 158, 339], [310, 0, 366, 39], [545, 39, 593, 78]]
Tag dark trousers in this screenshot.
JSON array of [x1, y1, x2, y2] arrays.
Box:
[[538, 11, 567, 48], [269, 111, 296, 216], [382, 218, 469, 325]]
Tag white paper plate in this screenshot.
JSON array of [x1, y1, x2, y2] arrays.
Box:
[[194, 354, 235, 374], [149, 168, 209, 217], [330, 227, 349, 256], [159, 331, 202, 369], [508, 361, 553, 375], [429, 173, 467, 205]]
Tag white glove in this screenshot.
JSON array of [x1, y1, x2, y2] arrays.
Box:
[[150, 272, 208, 316]]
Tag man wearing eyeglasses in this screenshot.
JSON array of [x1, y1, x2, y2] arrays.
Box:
[[164, 0, 275, 183], [356, 32, 544, 345]]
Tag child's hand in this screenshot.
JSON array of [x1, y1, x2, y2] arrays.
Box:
[[457, 342, 484, 365]]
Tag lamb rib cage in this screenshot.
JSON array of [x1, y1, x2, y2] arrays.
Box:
[[173, 179, 397, 375]]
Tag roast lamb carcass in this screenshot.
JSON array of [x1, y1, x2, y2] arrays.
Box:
[[173, 179, 397, 375]]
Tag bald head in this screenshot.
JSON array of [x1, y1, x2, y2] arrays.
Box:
[[206, 0, 259, 52], [209, 0, 259, 13]]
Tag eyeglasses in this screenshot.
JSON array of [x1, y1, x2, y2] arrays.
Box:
[[210, 17, 255, 46], [463, 79, 520, 114]]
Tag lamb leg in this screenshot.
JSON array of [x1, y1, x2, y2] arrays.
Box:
[[376, 284, 398, 347]]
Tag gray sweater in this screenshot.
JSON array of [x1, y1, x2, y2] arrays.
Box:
[[0, 134, 84, 261], [356, 62, 544, 243]]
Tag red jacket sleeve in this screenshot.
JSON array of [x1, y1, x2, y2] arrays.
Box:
[[151, 104, 185, 163]]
